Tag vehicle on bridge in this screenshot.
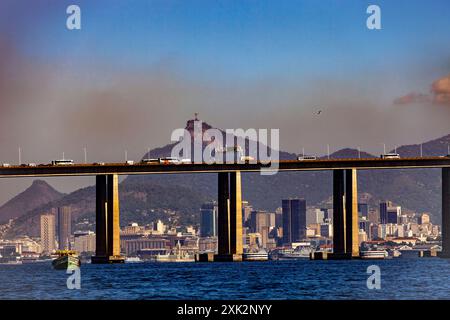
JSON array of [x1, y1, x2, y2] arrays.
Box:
[[94, 162, 105, 166], [240, 155, 255, 162], [1, 163, 10, 167], [159, 157, 180, 164], [141, 158, 159, 164], [380, 153, 400, 159], [215, 145, 244, 162], [51, 159, 74, 166], [126, 160, 134, 165], [297, 155, 317, 161]]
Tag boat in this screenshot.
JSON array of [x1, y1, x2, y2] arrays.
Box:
[[243, 249, 269, 261], [270, 246, 313, 260], [360, 250, 388, 259], [52, 250, 81, 270], [153, 241, 195, 262], [125, 256, 143, 263]]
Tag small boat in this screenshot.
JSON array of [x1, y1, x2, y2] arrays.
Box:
[[52, 250, 81, 270], [243, 249, 269, 261], [360, 250, 388, 260], [125, 256, 143, 263]]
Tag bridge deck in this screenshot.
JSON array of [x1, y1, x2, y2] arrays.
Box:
[[1, 157, 450, 177]]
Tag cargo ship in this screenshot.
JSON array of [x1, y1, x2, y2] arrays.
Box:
[[52, 250, 81, 270]]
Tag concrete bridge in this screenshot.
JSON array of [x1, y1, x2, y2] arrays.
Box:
[[1, 157, 450, 262]]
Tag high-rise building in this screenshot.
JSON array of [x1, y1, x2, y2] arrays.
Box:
[[40, 213, 56, 254], [242, 201, 252, 227], [320, 223, 333, 238], [306, 208, 324, 225], [250, 210, 270, 234], [282, 198, 307, 245], [380, 201, 393, 224], [57, 206, 72, 250], [73, 231, 96, 254], [358, 203, 369, 218], [320, 208, 330, 220], [419, 213, 430, 225], [387, 206, 401, 224], [200, 202, 217, 237]]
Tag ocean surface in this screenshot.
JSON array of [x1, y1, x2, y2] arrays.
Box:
[[1, 258, 450, 300]]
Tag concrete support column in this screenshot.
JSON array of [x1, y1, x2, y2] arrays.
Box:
[[217, 172, 230, 255], [345, 169, 359, 257], [94, 175, 107, 257], [441, 168, 450, 257], [229, 171, 243, 255], [333, 170, 346, 254], [107, 174, 121, 258], [92, 174, 124, 264], [215, 171, 243, 261]]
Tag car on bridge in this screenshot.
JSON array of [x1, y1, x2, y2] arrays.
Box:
[[1, 163, 11, 167]]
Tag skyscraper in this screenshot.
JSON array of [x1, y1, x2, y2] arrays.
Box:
[[387, 206, 401, 224], [282, 198, 306, 245], [200, 202, 217, 237], [358, 203, 369, 218], [380, 201, 393, 224], [57, 206, 72, 250], [40, 213, 56, 254]]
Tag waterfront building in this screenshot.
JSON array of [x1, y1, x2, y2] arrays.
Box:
[[124, 237, 170, 256], [198, 237, 217, 253], [40, 213, 56, 254]]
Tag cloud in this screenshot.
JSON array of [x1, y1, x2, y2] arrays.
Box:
[[431, 74, 450, 105], [394, 74, 450, 106], [393, 92, 431, 105]]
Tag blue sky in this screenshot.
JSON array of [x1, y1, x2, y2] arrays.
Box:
[[4, 0, 450, 82]]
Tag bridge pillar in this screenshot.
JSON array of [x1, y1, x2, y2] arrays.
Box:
[[345, 169, 359, 257], [229, 171, 243, 256], [440, 168, 450, 258], [217, 172, 230, 256], [333, 170, 346, 255], [92, 174, 124, 264], [331, 169, 359, 259], [215, 171, 243, 262]]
